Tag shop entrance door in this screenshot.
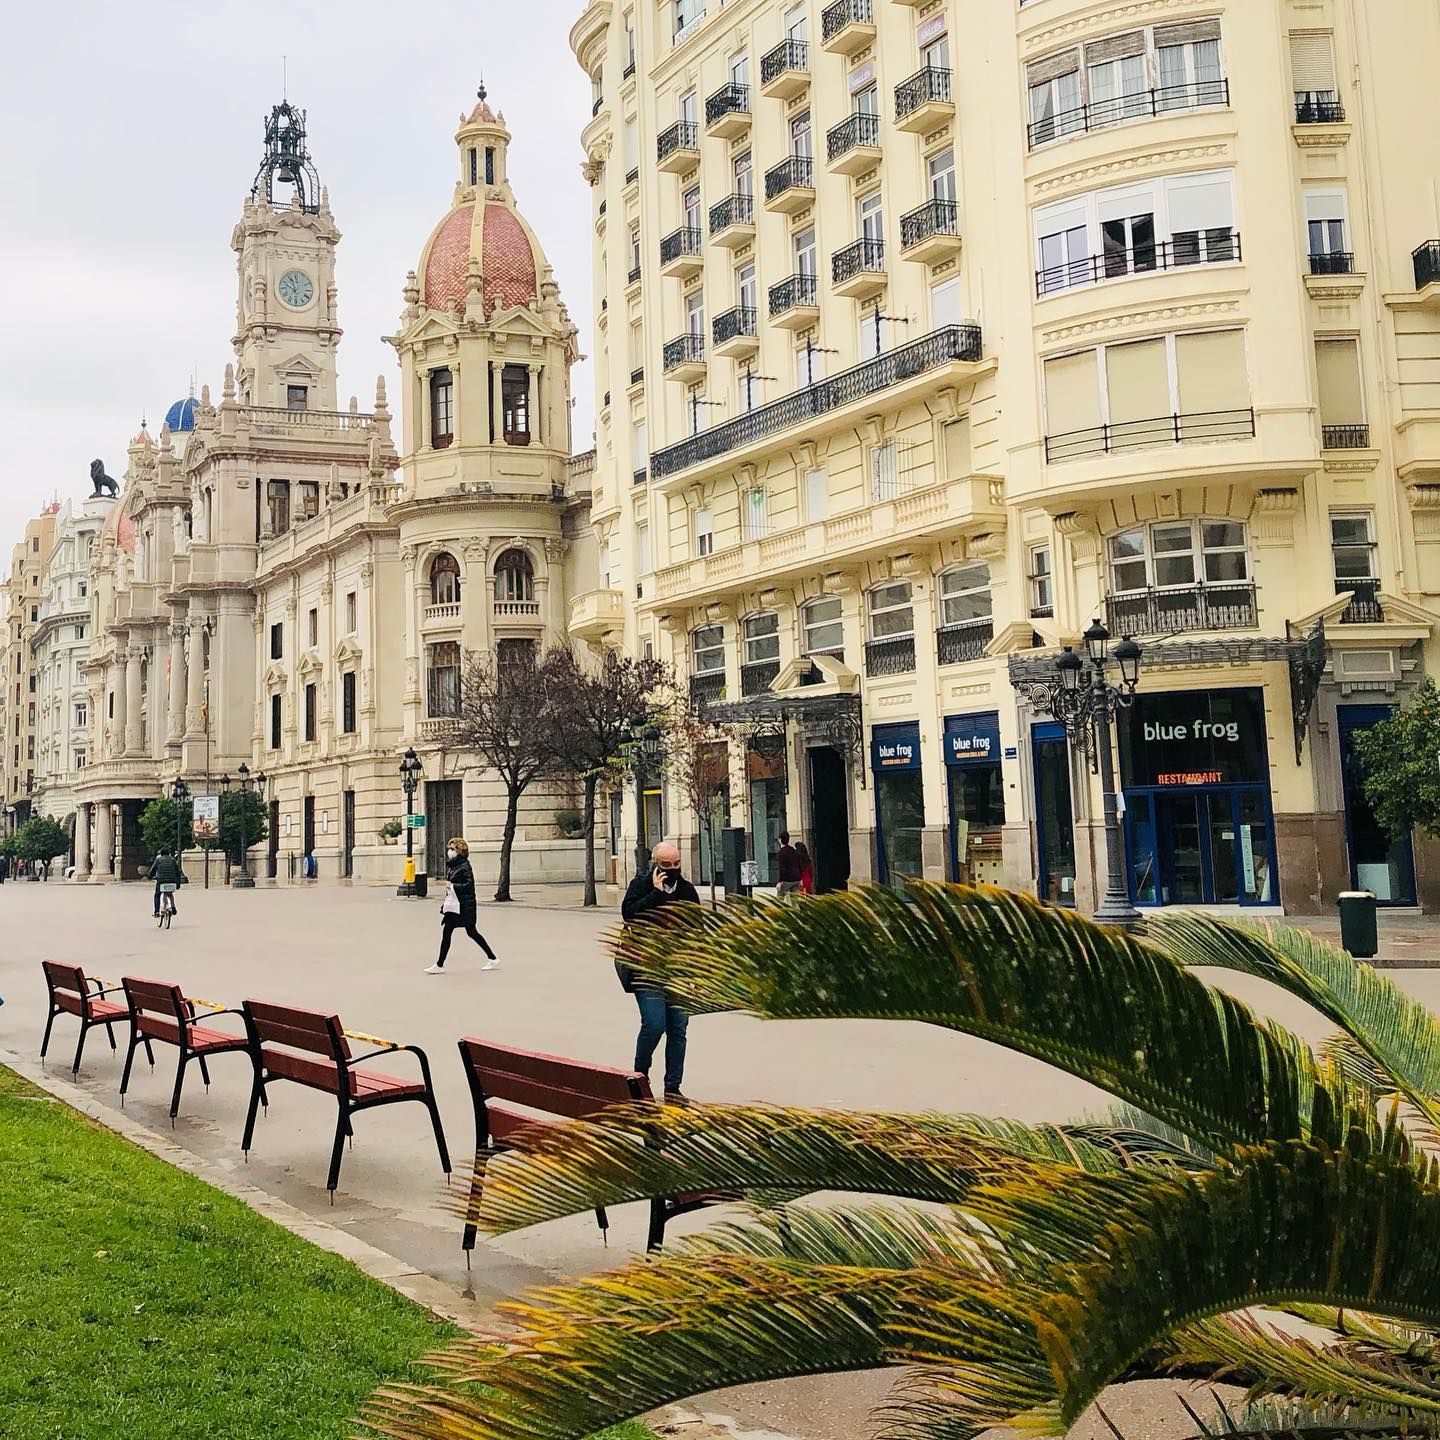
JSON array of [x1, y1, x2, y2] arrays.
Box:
[[1125, 787, 1277, 905], [425, 779, 464, 879], [1338, 706, 1416, 903], [342, 790, 355, 878], [807, 746, 851, 893], [1032, 723, 1077, 907]]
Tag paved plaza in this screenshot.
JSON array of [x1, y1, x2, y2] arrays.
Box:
[[6, 880, 1440, 1437]]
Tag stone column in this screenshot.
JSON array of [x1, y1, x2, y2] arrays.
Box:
[[125, 646, 144, 755], [111, 654, 128, 760], [94, 801, 113, 881], [491, 363, 505, 443], [168, 623, 187, 743], [73, 803, 91, 879], [186, 619, 206, 734], [150, 631, 169, 758], [527, 364, 542, 445]]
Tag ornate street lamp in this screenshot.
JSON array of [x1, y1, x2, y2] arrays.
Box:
[[170, 777, 190, 860], [397, 746, 423, 897], [628, 716, 665, 877], [221, 763, 266, 889], [1018, 622, 1144, 930]]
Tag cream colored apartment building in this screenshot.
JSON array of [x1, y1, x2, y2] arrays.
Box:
[[572, 0, 1440, 914], [2, 507, 58, 832]]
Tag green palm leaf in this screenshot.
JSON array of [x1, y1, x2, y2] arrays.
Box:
[[618, 884, 1349, 1149], [1182, 1392, 1433, 1440]]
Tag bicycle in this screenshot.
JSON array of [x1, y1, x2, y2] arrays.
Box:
[[157, 886, 177, 929]]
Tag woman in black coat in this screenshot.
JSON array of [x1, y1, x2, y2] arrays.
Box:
[[424, 837, 500, 973]]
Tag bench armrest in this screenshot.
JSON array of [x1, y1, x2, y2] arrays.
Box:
[[350, 1042, 438, 1091], [191, 1006, 246, 1021], [89, 983, 126, 1000], [347, 1043, 402, 1067]]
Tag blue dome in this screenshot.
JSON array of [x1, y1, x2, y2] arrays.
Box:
[[164, 396, 199, 432]]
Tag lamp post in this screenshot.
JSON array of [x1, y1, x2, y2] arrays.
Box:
[[221, 763, 266, 889], [628, 716, 664, 878], [397, 746, 422, 897], [1020, 621, 1143, 930], [170, 777, 190, 861]]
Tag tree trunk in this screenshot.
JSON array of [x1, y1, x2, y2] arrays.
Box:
[[495, 786, 520, 902], [582, 774, 598, 907]]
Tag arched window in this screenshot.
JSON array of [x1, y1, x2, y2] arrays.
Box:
[[494, 548, 535, 603], [430, 551, 461, 606]]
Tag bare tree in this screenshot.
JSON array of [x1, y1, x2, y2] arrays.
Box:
[[544, 649, 672, 906], [450, 644, 563, 903], [661, 697, 733, 909]]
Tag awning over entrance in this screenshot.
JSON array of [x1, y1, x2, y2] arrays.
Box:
[[702, 683, 864, 777]]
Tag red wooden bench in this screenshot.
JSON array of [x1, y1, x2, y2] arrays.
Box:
[[119, 977, 251, 1124], [457, 1038, 724, 1259], [41, 961, 129, 1076], [241, 999, 450, 1196]]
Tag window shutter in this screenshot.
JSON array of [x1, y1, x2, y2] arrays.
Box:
[[1154, 19, 1223, 47], [1165, 171, 1235, 232], [1043, 350, 1102, 435], [943, 415, 973, 477], [1104, 338, 1171, 425], [1316, 340, 1365, 425], [1027, 48, 1081, 86], [1097, 181, 1158, 226], [1084, 30, 1146, 65], [1035, 195, 1090, 238], [1175, 329, 1250, 413], [1289, 33, 1336, 91]]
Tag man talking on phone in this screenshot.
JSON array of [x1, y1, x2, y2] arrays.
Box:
[[618, 840, 699, 1101]]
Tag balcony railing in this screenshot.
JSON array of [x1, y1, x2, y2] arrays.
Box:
[[626, 166, 639, 185], [741, 660, 781, 696], [895, 66, 951, 120], [1036, 231, 1241, 296], [663, 333, 706, 372], [494, 600, 541, 618], [832, 237, 885, 285], [761, 37, 808, 87], [630, 366, 644, 386], [1309, 250, 1355, 275], [768, 271, 819, 317], [652, 324, 983, 479], [936, 618, 994, 666], [1295, 90, 1345, 123], [690, 671, 726, 709], [1105, 583, 1257, 638], [865, 634, 916, 677], [1323, 424, 1370, 449], [1045, 408, 1256, 463], [901, 198, 960, 251], [827, 111, 880, 163], [657, 120, 700, 163], [709, 193, 754, 234], [1026, 79, 1229, 148], [765, 154, 814, 201], [627, 264, 642, 285], [1415, 241, 1440, 290], [1338, 579, 1384, 624], [660, 226, 703, 267], [706, 82, 749, 127], [713, 306, 758, 346], [822, 0, 872, 43], [633, 467, 648, 485]]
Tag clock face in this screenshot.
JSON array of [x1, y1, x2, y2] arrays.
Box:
[[277, 269, 314, 308]]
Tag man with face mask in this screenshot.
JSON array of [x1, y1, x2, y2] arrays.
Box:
[[618, 840, 699, 1101]]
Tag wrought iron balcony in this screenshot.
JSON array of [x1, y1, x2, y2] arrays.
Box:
[[895, 66, 952, 126], [1105, 583, 1257, 638], [663, 332, 706, 373], [1415, 241, 1440, 290], [936, 618, 993, 666], [709, 193, 755, 236], [822, 0, 874, 49], [713, 305, 758, 347], [900, 199, 960, 256], [660, 226, 704, 273], [1338, 579, 1384, 624], [592, 95, 604, 117], [1295, 90, 1345, 123], [626, 167, 639, 185], [1045, 408, 1256, 463], [768, 272, 819, 324], [633, 467, 648, 486], [1309, 250, 1355, 275], [630, 366, 644, 386], [832, 237, 885, 286], [652, 324, 982, 480], [765, 155, 815, 208], [657, 120, 700, 168], [627, 264, 642, 286], [623, 60, 636, 81], [826, 111, 881, 166], [1322, 424, 1370, 450], [865, 634, 916, 677], [741, 660, 780, 696], [1036, 231, 1241, 296], [761, 38, 809, 93], [706, 82, 750, 134], [1026, 79, 1229, 148], [690, 671, 726, 709]]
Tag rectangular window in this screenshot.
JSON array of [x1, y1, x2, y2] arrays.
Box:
[[867, 581, 914, 640], [733, 149, 752, 197], [297, 481, 320, 521], [427, 642, 461, 718], [730, 50, 749, 87], [695, 505, 714, 557], [1043, 350, 1103, 438], [786, 4, 807, 42], [345, 591, 357, 634], [940, 562, 992, 627], [1316, 339, 1365, 428], [307, 607, 318, 647], [858, 188, 884, 243], [685, 290, 705, 336], [1289, 32, 1337, 104], [342, 670, 357, 733], [931, 276, 961, 330], [286, 385, 308, 412], [628, 225, 641, 272], [794, 226, 816, 277], [870, 440, 898, 502], [744, 488, 767, 541], [636, 521, 651, 575], [430, 367, 454, 448], [1173, 328, 1250, 416], [790, 110, 812, 159], [468, 146, 478, 185], [270, 693, 282, 749], [501, 364, 531, 443], [1105, 336, 1171, 434], [632, 417, 647, 474], [269, 621, 283, 660], [691, 623, 726, 674], [943, 414, 972, 477], [1086, 36, 1148, 127], [1028, 54, 1082, 144], [683, 184, 701, 232], [804, 467, 828, 522], [75, 702, 86, 729], [1305, 189, 1349, 261], [267, 479, 290, 535], [928, 147, 956, 205], [625, 118, 639, 172], [1331, 512, 1377, 583], [743, 612, 780, 666], [1029, 544, 1054, 616], [304, 682, 317, 742]]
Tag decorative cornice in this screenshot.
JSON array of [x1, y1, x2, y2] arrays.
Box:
[[1040, 297, 1242, 348], [1023, 0, 1216, 52], [1032, 141, 1233, 198]]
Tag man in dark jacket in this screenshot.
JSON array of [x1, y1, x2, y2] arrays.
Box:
[[775, 831, 802, 896], [148, 849, 182, 917], [619, 839, 699, 1100]]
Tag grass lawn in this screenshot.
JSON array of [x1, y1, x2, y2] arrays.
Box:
[[0, 1065, 655, 1440]]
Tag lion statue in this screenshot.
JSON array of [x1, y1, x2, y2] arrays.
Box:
[[89, 460, 119, 499]]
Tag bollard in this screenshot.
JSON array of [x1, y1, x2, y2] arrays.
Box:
[[1337, 890, 1378, 959]]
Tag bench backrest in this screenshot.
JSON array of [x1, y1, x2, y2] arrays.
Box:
[[122, 976, 191, 1042], [244, 999, 350, 1093], [458, 1037, 651, 1147], [43, 961, 103, 1019]]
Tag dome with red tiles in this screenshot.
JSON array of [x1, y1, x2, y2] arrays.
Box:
[[100, 499, 135, 556]]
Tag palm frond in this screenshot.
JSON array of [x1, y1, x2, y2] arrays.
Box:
[[1185, 1392, 1434, 1440], [617, 883, 1351, 1149], [466, 1102, 1181, 1235], [1148, 914, 1440, 1127]]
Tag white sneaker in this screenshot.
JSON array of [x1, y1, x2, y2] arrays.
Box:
[[480, 958, 501, 971], [423, 964, 446, 975]]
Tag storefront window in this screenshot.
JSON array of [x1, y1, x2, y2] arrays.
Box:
[[747, 745, 786, 886], [1033, 723, 1076, 905], [945, 712, 1004, 883], [872, 722, 924, 888], [1338, 706, 1416, 903]]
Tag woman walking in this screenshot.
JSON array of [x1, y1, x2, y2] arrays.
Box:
[[796, 840, 815, 895], [424, 837, 500, 974]]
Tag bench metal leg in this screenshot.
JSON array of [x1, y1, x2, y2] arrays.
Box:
[[71, 1022, 90, 1078], [144, 1037, 156, 1067], [646, 1197, 667, 1254], [105, 1022, 117, 1052], [39, 1007, 57, 1062], [595, 1206, 610, 1245], [197, 1053, 212, 1089], [462, 1150, 486, 1255], [169, 1054, 189, 1124], [423, 1094, 451, 1178], [326, 1107, 350, 1195], [119, 1026, 143, 1103], [241, 1070, 265, 1155]]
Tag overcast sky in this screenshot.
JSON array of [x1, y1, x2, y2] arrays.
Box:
[[0, 1, 594, 576]]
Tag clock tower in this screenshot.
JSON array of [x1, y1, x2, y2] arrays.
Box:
[[232, 102, 341, 411]]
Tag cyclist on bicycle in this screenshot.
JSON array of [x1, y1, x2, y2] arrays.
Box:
[[149, 848, 182, 918]]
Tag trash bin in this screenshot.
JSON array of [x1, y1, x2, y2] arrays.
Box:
[[413, 871, 428, 900], [1338, 890, 1378, 959]]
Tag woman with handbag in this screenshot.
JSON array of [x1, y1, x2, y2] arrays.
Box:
[[424, 836, 500, 974]]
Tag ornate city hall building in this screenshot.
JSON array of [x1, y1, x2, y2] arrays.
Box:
[[71, 97, 594, 884], [572, 0, 1440, 912]]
